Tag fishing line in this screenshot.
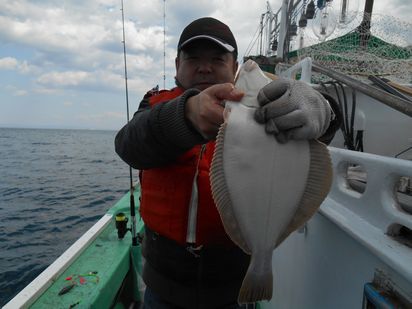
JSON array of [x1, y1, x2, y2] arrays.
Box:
[[120, 0, 138, 246]]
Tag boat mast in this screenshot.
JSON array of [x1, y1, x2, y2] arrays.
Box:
[[359, 0, 374, 48], [276, 0, 305, 60], [266, 2, 273, 56], [277, 0, 289, 60]]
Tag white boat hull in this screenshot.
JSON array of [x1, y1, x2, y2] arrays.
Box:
[[262, 147, 412, 308]]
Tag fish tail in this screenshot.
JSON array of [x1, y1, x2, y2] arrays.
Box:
[[238, 254, 273, 304]]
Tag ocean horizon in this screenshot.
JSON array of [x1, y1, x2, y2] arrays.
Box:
[[0, 125, 121, 132]]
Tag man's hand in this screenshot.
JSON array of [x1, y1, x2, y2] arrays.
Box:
[[254, 78, 331, 143], [185, 83, 244, 140]]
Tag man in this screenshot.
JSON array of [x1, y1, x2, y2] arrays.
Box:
[[115, 17, 340, 309]]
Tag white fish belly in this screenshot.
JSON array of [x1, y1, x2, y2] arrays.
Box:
[[222, 102, 310, 253]]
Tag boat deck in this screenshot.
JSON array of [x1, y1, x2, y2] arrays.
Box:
[[28, 192, 144, 309]]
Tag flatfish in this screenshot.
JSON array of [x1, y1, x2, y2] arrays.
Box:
[[210, 60, 332, 304]]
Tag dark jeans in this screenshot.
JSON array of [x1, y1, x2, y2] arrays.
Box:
[[143, 287, 256, 309]]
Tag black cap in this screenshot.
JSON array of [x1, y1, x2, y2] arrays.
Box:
[[177, 17, 237, 55]]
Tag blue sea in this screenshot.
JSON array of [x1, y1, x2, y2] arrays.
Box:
[[0, 127, 132, 306]]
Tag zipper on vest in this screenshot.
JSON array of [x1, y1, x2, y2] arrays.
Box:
[[186, 144, 206, 245]]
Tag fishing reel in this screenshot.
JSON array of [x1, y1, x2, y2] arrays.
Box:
[[115, 212, 131, 239]]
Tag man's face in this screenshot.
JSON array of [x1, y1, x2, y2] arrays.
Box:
[[175, 40, 238, 91]]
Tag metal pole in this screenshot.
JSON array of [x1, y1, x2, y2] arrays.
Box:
[[267, 1, 273, 56], [259, 13, 264, 55], [359, 0, 374, 48], [312, 62, 412, 117], [284, 0, 295, 59], [277, 0, 289, 59]]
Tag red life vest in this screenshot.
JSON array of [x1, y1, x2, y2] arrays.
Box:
[[140, 87, 234, 246]]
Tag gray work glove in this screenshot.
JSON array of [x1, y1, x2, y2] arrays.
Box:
[[254, 78, 331, 143]]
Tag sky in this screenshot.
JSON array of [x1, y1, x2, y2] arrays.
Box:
[[0, 0, 411, 130]]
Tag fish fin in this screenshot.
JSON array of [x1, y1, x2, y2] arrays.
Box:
[[238, 254, 273, 304], [276, 140, 333, 246], [223, 105, 231, 122], [210, 122, 251, 254]]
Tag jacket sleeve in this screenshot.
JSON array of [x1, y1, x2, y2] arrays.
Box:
[[318, 92, 342, 145], [115, 88, 207, 170]]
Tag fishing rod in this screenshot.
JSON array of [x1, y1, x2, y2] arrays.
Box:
[[163, 0, 166, 89], [120, 0, 138, 246]]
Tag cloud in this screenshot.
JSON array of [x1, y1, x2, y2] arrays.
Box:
[[37, 71, 90, 87], [0, 57, 19, 70], [0, 2, 111, 54], [99, 69, 156, 95], [34, 87, 60, 95], [14, 89, 28, 96], [125, 23, 165, 52], [4, 84, 28, 96], [0, 2, 124, 80], [0, 0, 178, 97], [34, 67, 154, 96], [18, 60, 39, 74], [0, 57, 41, 74]]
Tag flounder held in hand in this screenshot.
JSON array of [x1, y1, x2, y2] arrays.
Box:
[[210, 60, 332, 304]]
